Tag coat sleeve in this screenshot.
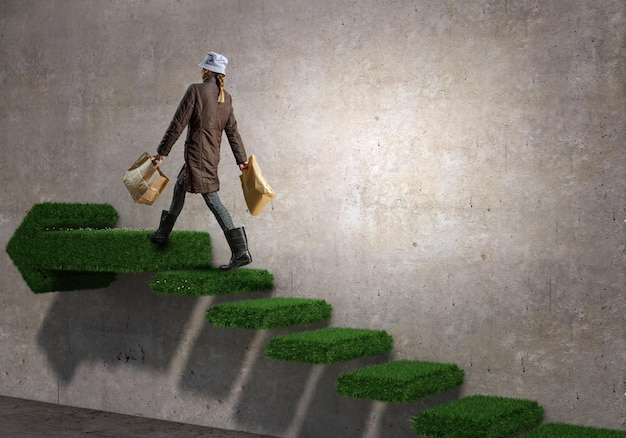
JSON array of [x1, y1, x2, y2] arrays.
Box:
[[224, 103, 248, 165], [157, 85, 196, 156]]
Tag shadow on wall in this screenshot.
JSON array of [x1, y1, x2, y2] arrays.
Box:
[[229, 323, 336, 435], [285, 358, 460, 438], [228, 347, 461, 438], [178, 291, 275, 399], [36, 273, 198, 383], [377, 387, 462, 437], [178, 325, 259, 400], [36, 274, 456, 437]]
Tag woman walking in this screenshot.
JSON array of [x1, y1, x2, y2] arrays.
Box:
[[148, 51, 252, 271]]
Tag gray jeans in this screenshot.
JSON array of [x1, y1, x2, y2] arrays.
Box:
[[167, 183, 235, 233]]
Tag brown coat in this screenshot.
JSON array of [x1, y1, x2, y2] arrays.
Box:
[[157, 79, 247, 193]]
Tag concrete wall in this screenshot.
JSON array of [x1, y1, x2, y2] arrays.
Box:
[[1, 0, 624, 436]]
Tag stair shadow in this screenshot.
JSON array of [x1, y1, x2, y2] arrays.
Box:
[[178, 291, 273, 399], [178, 326, 258, 399], [231, 354, 317, 435], [290, 353, 391, 438], [233, 345, 392, 438], [227, 322, 329, 435], [376, 386, 462, 437], [36, 273, 197, 383]]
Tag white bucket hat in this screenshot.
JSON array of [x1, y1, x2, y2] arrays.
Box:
[[199, 51, 228, 75]]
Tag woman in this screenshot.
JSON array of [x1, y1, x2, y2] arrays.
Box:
[[147, 51, 252, 271]]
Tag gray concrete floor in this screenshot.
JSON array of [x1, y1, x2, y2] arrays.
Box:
[[0, 396, 277, 438]]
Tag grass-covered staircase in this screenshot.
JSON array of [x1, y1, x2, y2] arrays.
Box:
[[6, 203, 626, 437]]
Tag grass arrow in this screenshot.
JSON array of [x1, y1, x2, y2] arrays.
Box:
[[6, 203, 211, 293]]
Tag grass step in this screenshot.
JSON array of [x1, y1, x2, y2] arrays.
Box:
[[6, 202, 210, 292], [519, 423, 626, 437], [205, 297, 332, 329], [41, 230, 211, 272], [150, 268, 274, 296], [335, 359, 464, 402], [265, 327, 393, 364], [411, 394, 544, 438], [6, 203, 120, 292]]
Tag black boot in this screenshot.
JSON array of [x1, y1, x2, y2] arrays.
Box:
[[147, 210, 177, 246], [220, 227, 252, 271]]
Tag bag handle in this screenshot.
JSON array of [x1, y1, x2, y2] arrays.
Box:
[[151, 154, 163, 166]]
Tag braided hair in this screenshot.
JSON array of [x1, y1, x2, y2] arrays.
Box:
[[202, 69, 225, 103]]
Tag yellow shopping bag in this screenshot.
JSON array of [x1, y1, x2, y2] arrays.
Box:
[[121, 152, 169, 205], [240, 155, 275, 216]]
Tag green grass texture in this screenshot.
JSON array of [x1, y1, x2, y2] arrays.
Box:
[[6, 203, 119, 292], [265, 327, 393, 364], [6, 202, 211, 293], [39, 229, 211, 272], [205, 297, 332, 329], [150, 268, 274, 296], [335, 359, 464, 403], [519, 423, 626, 437], [411, 394, 544, 438]]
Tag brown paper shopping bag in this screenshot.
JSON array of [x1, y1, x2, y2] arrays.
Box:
[[121, 152, 169, 205], [240, 155, 275, 216]]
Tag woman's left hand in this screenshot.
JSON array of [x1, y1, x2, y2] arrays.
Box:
[[238, 162, 248, 171]]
